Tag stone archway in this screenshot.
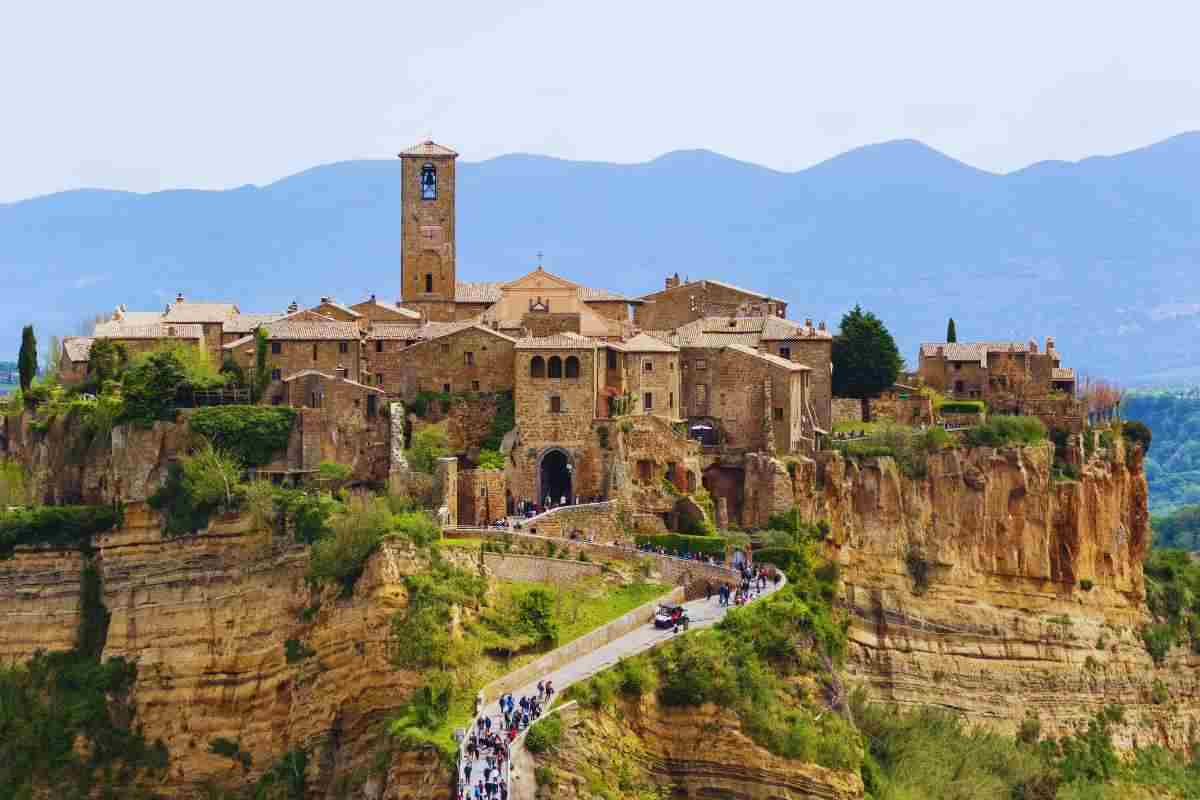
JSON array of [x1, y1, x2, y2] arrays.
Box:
[[539, 448, 573, 507]]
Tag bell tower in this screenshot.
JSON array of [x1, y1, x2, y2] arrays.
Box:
[[399, 140, 458, 312]]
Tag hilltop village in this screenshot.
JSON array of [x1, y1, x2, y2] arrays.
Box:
[[2, 141, 1183, 800], [47, 139, 1084, 530]]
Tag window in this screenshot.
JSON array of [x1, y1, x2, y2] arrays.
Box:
[[336, 368, 348, 379], [953, 362, 961, 371], [338, 342, 349, 354], [375, 374, 383, 386], [311, 392, 322, 408], [442, 383, 450, 394], [271, 395, 282, 406], [531, 356, 545, 378], [367, 394, 377, 418], [643, 392, 653, 410], [954, 380, 964, 394], [425, 273, 433, 293], [669, 392, 674, 409], [773, 407, 784, 421], [312, 343, 318, 361], [565, 356, 580, 378], [695, 359, 707, 370], [548, 356, 563, 378], [606, 350, 617, 369], [779, 347, 791, 360], [420, 162, 437, 200], [669, 360, 675, 371], [643, 359, 653, 373], [550, 395, 562, 413], [465, 351, 474, 365], [270, 368, 281, 381], [271, 342, 281, 355], [375, 340, 384, 353], [440, 343, 450, 354], [472, 380, 480, 391]]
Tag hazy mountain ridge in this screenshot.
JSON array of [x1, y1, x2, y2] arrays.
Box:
[[5, 133, 1200, 382]]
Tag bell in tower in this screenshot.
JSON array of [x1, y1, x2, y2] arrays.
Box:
[[398, 140, 458, 314]]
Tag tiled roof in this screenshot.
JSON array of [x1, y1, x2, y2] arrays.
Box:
[[919, 342, 1032, 365], [93, 322, 204, 340], [622, 333, 679, 353], [399, 140, 459, 157], [367, 323, 424, 341], [315, 300, 362, 318], [640, 278, 786, 304], [262, 319, 360, 340], [455, 281, 636, 305], [413, 322, 517, 345], [62, 337, 94, 362], [223, 313, 282, 334], [353, 297, 421, 319], [456, 282, 503, 303], [515, 333, 593, 350], [163, 302, 238, 323], [222, 335, 254, 351], [760, 317, 831, 340], [110, 311, 165, 326], [725, 344, 809, 371], [1053, 368, 1076, 381]]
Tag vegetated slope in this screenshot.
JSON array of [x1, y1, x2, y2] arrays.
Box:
[[1124, 391, 1200, 512], [6, 133, 1200, 381]]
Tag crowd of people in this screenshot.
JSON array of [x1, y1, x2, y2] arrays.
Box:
[[457, 680, 556, 800], [636, 541, 725, 566], [705, 563, 778, 607]]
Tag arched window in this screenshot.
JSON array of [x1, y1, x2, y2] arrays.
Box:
[[420, 163, 437, 200], [548, 356, 563, 378], [565, 356, 580, 379], [530, 356, 545, 378]]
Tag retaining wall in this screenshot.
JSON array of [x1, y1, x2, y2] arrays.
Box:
[[481, 551, 604, 585], [479, 585, 686, 705]]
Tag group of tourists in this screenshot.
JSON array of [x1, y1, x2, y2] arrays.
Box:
[[457, 680, 556, 800], [635, 542, 724, 566], [705, 563, 778, 607]]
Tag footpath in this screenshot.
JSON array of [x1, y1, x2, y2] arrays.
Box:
[[455, 569, 786, 800]]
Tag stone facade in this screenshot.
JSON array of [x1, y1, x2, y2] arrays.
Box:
[[389, 326, 516, 399], [400, 142, 457, 308], [635, 276, 787, 330], [522, 311, 582, 338], [457, 468, 506, 526], [481, 552, 604, 585]]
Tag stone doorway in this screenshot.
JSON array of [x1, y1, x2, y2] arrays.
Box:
[[539, 448, 573, 507]]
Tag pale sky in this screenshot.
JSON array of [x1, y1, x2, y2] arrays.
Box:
[[3, 0, 1199, 203]]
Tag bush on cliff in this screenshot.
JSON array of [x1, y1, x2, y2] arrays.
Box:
[[407, 423, 450, 474], [964, 415, 1047, 448], [188, 405, 296, 466], [307, 496, 394, 595], [119, 349, 187, 426], [0, 504, 122, 559]]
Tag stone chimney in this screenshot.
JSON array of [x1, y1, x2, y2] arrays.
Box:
[[287, 301, 299, 314], [369, 293, 377, 302], [320, 296, 330, 304], [818, 320, 826, 331], [175, 291, 185, 304], [113, 306, 123, 321], [665, 272, 681, 290], [805, 318, 813, 329], [1028, 338, 1038, 353], [936, 345, 945, 357], [1045, 336, 1056, 353]]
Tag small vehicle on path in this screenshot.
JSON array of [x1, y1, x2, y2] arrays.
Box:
[[654, 604, 688, 629]]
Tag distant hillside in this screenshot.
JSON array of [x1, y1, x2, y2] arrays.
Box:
[[1124, 391, 1200, 512], [5, 133, 1200, 382]]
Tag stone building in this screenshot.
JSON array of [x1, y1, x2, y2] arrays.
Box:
[[918, 338, 1075, 405], [388, 324, 517, 399], [223, 313, 363, 403], [635, 274, 788, 330]]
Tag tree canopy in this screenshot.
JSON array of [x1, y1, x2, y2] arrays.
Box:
[[831, 306, 902, 403], [18, 326, 36, 391]]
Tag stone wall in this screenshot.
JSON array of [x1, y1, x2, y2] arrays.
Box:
[[634, 281, 785, 330], [390, 327, 516, 400], [780, 337, 833, 432], [831, 398, 862, 426], [520, 501, 624, 543], [870, 394, 932, 426], [444, 392, 508, 453], [434, 456, 458, 527], [481, 552, 604, 584], [457, 468, 507, 526], [522, 312, 581, 338], [620, 349, 682, 421]]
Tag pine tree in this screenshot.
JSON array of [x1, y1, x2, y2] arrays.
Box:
[[946, 318, 957, 343], [18, 325, 37, 391], [831, 306, 902, 422]]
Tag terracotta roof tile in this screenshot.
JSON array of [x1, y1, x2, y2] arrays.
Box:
[[367, 323, 424, 341], [726, 343, 809, 371], [93, 322, 205, 340], [398, 140, 459, 157], [919, 342, 1033, 365], [515, 333, 593, 350], [455, 282, 503, 303], [622, 333, 679, 353], [62, 337, 94, 362], [314, 300, 363, 318], [353, 297, 421, 319], [163, 302, 239, 323], [263, 319, 360, 340], [640, 278, 785, 304], [223, 313, 282, 334]]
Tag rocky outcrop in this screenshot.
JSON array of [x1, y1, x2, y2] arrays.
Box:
[[782, 439, 1189, 749], [532, 700, 862, 800], [0, 503, 449, 798]]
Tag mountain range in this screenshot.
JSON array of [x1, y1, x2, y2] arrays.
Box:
[[5, 133, 1200, 383]]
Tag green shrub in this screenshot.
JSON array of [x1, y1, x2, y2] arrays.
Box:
[[284, 638, 316, 664], [752, 546, 806, 572], [517, 587, 559, 646], [1122, 420, 1152, 454], [407, 424, 450, 474], [524, 715, 563, 754], [964, 415, 1047, 448], [209, 737, 252, 770], [119, 349, 187, 426], [634, 532, 725, 557], [476, 448, 505, 470], [0, 504, 122, 559], [1079, 578, 1095, 592], [481, 391, 515, 451], [1141, 623, 1174, 665], [938, 400, 986, 414], [317, 460, 353, 485], [391, 563, 487, 669], [307, 496, 392, 595], [188, 405, 296, 466]]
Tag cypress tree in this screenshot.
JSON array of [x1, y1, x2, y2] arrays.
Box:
[[946, 318, 957, 343], [18, 325, 37, 391]]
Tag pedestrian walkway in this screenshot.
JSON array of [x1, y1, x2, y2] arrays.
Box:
[[455, 571, 787, 800]]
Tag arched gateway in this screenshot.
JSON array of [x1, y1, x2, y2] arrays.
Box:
[[539, 448, 572, 506]]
